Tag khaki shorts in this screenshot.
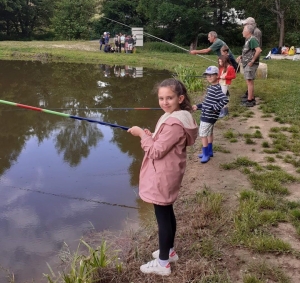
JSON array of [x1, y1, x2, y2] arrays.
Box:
[[199, 121, 214, 137], [244, 64, 258, 80]]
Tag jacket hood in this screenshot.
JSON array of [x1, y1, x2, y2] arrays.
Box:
[[153, 110, 198, 146]]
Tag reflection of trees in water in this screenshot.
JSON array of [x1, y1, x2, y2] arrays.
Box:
[[0, 60, 170, 180], [93, 64, 169, 187], [0, 106, 58, 175], [54, 120, 103, 167]]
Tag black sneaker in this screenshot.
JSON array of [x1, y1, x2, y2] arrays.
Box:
[[241, 100, 256, 107], [241, 97, 256, 103]]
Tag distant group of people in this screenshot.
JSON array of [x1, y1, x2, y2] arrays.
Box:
[[99, 32, 137, 53]]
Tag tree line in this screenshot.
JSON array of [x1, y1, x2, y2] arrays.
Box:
[[0, 0, 299, 48]]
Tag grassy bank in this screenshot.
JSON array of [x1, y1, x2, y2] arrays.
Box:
[[0, 40, 213, 72], [1, 41, 300, 282]]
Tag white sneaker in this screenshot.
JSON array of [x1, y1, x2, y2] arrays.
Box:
[[152, 249, 179, 262], [140, 259, 171, 276]]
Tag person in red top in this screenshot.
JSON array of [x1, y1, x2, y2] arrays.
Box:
[[218, 55, 236, 117], [218, 55, 236, 95]]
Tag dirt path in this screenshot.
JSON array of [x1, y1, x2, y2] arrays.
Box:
[[181, 97, 300, 282]]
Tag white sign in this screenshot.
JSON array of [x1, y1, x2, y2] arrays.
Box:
[[131, 27, 143, 47]]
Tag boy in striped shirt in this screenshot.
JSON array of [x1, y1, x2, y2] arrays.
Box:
[[192, 66, 229, 163]]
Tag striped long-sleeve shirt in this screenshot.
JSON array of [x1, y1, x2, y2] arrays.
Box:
[[197, 84, 229, 124]]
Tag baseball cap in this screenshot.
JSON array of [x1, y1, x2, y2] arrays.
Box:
[[203, 66, 219, 75], [242, 17, 256, 25]]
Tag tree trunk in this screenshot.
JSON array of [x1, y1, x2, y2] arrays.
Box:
[[218, 3, 223, 26], [271, 0, 285, 47], [6, 20, 10, 36], [190, 35, 198, 50], [278, 13, 284, 47]]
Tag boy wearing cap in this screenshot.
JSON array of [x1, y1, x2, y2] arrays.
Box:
[[192, 66, 229, 163]]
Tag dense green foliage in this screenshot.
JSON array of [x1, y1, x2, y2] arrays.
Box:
[[51, 0, 97, 40], [0, 0, 299, 47]]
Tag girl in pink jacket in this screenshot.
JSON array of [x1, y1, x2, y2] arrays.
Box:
[[128, 78, 198, 276]]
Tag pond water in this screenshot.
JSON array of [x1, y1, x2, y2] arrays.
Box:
[[0, 60, 171, 282]]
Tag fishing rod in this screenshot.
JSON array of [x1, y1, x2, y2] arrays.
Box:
[[49, 107, 161, 111], [102, 16, 217, 63], [0, 99, 130, 131], [1, 107, 162, 111]]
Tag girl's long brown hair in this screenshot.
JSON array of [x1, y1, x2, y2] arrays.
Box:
[[218, 55, 231, 73], [154, 78, 193, 112]]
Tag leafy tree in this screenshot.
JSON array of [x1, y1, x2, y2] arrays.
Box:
[[51, 0, 97, 40], [95, 0, 147, 37], [135, 0, 242, 49], [137, 0, 214, 49], [0, 0, 54, 38], [231, 0, 300, 47]]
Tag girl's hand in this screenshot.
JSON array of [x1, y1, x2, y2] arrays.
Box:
[[192, 104, 198, 111], [144, 129, 152, 136], [220, 73, 227, 79], [127, 126, 145, 137]]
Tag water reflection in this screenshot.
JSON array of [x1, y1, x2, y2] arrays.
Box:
[[0, 60, 171, 281]]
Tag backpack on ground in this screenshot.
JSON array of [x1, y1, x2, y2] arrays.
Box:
[[288, 46, 295, 55], [271, 47, 278, 54]]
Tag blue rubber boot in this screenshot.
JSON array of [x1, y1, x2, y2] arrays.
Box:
[[198, 143, 213, 158], [200, 147, 210, 163]]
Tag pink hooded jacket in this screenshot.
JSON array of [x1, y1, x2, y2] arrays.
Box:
[[139, 110, 198, 205]]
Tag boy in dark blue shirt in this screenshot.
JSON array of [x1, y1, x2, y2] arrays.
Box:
[[192, 66, 229, 163]]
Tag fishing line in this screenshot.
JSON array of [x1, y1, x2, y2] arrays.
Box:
[[1, 184, 138, 210], [0, 99, 130, 131], [102, 16, 217, 63]]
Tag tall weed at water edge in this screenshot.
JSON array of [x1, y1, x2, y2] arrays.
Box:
[[174, 65, 204, 93], [44, 240, 121, 283]]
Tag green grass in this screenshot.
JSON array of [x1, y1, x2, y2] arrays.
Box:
[[262, 141, 270, 148], [220, 156, 258, 170], [223, 129, 238, 139], [233, 195, 292, 253], [44, 240, 121, 283], [213, 143, 231, 153], [245, 137, 256, 144], [221, 156, 298, 195], [265, 156, 275, 162], [252, 130, 263, 138], [0, 41, 213, 73], [243, 261, 291, 283]]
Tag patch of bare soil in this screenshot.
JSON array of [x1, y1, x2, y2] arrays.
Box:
[[181, 96, 300, 282]]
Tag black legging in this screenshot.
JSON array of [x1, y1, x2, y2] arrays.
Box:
[[154, 204, 176, 260]]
